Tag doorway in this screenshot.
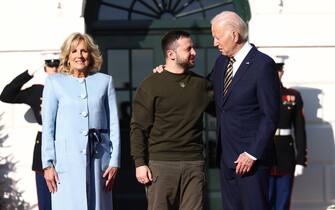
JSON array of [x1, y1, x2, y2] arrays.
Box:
[[84, 1, 251, 209]]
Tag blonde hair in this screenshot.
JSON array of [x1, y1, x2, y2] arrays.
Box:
[[58, 32, 102, 74]]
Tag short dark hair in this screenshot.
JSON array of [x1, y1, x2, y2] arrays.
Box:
[[161, 30, 191, 58]]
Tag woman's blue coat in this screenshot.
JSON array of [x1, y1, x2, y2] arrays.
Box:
[[42, 72, 120, 210]]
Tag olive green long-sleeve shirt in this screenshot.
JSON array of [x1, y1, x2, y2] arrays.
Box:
[[130, 70, 213, 167]]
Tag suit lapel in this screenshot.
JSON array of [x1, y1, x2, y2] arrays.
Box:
[[222, 47, 256, 105]]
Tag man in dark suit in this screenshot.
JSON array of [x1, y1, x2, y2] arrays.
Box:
[[269, 57, 307, 210], [209, 11, 280, 210]]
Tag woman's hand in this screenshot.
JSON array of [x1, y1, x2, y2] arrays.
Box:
[[103, 166, 119, 192], [44, 165, 59, 193]]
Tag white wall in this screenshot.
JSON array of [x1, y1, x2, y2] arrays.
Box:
[[0, 0, 85, 208], [249, 1, 335, 209]]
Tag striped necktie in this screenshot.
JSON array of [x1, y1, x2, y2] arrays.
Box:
[[223, 57, 236, 96]]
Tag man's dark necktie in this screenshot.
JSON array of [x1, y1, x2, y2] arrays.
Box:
[[223, 57, 236, 96]]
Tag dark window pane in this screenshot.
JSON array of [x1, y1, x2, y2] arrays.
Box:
[[206, 114, 216, 131], [207, 131, 218, 168], [132, 49, 154, 87], [193, 48, 205, 76], [99, 5, 128, 20], [205, 5, 234, 19], [116, 90, 131, 130], [207, 48, 220, 73], [132, 1, 161, 19], [98, 0, 237, 20], [107, 50, 130, 89]]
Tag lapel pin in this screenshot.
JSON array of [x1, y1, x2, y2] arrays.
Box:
[[179, 82, 186, 88]]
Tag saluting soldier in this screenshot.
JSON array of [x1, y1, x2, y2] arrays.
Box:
[[269, 56, 308, 210], [0, 52, 59, 210]]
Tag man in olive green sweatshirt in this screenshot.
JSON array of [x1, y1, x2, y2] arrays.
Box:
[[130, 30, 213, 210]]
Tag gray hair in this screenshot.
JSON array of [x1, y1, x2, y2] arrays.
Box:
[[211, 11, 248, 41]]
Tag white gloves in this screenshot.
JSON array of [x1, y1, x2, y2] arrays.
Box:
[[27, 59, 45, 76], [26, 61, 48, 85], [294, 164, 304, 177], [27, 67, 38, 76]]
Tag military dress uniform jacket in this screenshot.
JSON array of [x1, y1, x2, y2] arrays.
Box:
[[42, 72, 120, 210], [0, 70, 44, 171], [272, 84, 307, 175]]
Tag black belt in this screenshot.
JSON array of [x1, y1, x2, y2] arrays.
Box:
[[86, 129, 108, 209]]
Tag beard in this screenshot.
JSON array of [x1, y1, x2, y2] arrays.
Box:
[[176, 55, 195, 69]]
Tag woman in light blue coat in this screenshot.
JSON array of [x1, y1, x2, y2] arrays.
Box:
[[42, 32, 120, 210]]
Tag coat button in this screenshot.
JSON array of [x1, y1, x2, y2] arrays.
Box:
[[81, 130, 88, 136], [80, 94, 87, 99], [81, 111, 88, 117], [80, 149, 86, 154]]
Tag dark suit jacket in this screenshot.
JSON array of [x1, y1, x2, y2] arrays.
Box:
[[209, 46, 280, 171]]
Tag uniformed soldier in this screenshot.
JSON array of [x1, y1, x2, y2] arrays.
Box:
[[269, 56, 308, 210], [0, 52, 59, 210]]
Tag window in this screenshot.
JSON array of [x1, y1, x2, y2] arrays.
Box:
[[99, 0, 235, 20]]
